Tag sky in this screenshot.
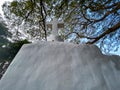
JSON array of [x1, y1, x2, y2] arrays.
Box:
[[0, 0, 119, 55], [0, 0, 13, 16]]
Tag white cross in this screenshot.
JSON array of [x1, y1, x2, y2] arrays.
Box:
[[47, 18, 64, 42]]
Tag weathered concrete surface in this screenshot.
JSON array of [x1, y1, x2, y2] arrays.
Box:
[[0, 41, 120, 90]]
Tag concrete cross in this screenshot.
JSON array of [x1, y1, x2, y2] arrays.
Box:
[[47, 18, 64, 41]]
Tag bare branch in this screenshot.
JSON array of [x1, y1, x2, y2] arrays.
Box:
[[82, 2, 120, 23], [25, 0, 34, 21], [87, 21, 120, 44], [86, 1, 120, 11], [93, 4, 120, 23], [66, 32, 95, 39], [40, 0, 47, 41]]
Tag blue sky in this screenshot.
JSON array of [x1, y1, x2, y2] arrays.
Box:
[[0, 0, 119, 56], [0, 0, 13, 16]]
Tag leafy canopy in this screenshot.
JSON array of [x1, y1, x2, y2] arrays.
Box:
[[0, 15, 30, 62], [2, 0, 120, 53], [0, 15, 11, 47]]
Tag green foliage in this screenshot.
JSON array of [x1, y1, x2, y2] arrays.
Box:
[[0, 16, 30, 62], [8, 39, 30, 60], [3, 0, 47, 40], [0, 40, 30, 62], [0, 22, 10, 47], [2, 0, 120, 53], [0, 15, 30, 79], [0, 39, 30, 79], [48, 0, 120, 53], [11, 1, 18, 7]]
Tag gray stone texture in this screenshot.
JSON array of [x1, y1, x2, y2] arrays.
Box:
[[0, 41, 120, 90]]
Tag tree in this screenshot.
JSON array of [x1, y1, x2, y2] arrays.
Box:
[[7, 39, 30, 61], [50, 0, 120, 53], [0, 39, 30, 79], [2, 0, 120, 53], [0, 15, 11, 78], [0, 14, 11, 62], [3, 0, 47, 41], [0, 15, 30, 62], [0, 15, 30, 79], [0, 15, 11, 47]]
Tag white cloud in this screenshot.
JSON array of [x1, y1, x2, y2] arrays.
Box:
[[0, 0, 13, 16]]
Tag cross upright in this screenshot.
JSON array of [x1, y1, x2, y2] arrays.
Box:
[[47, 18, 64, 42]]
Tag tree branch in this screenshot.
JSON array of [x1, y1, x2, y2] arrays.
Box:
[[87, 21, 120, 44], [40, 0, 47, 41], [92, 4, 120, 23], [88, 2, 120, 11], [66, 32, 95, 39], [25, 0, 34, 21], [82, 2, 120, 23]]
